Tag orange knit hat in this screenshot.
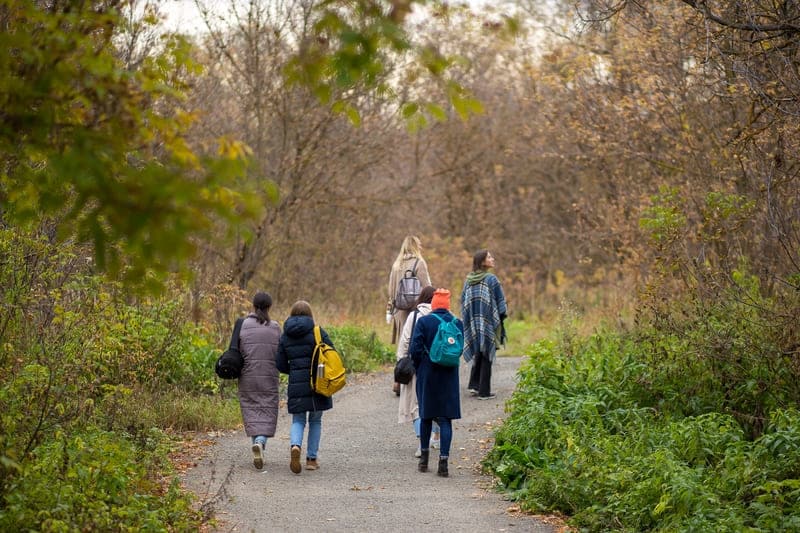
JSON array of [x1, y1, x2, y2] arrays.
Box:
[[431, 288, 451, 310]]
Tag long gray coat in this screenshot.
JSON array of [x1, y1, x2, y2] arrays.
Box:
[[237, 315, 281, 437]]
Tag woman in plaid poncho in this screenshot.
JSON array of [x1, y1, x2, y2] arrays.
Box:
[[460, 250, 507, 400]]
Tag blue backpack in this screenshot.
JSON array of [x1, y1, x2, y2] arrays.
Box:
[[428, 313, 463, 367]]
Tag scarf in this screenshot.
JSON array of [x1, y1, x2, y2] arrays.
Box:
[[466, 270, 491, 285]]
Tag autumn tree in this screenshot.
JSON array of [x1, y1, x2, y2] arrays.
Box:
[[0, 0, 253, 285]]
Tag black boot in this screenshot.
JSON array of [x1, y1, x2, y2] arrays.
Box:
[[437, 457, 449, 477], [418, 450, 429, 472]]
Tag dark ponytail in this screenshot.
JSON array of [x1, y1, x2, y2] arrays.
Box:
[[252, 291, 272, 324]]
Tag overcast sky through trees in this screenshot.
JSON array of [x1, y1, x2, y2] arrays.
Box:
[[160, 0, 499, 33]]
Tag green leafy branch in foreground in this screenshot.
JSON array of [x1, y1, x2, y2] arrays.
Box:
[[0, 1, 257, 287], [284, 0, 496, 127]]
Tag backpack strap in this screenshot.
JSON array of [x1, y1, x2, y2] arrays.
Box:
[[404, 310, 419, 359], [411, 258, 419, 276], [229, 317, 245, 350], [313, 325, 322, 345]]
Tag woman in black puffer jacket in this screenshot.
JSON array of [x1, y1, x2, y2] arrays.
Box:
[[276, 300, 334, 474]]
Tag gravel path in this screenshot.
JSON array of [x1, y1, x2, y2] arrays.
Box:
[[181, 356, 556, 532]]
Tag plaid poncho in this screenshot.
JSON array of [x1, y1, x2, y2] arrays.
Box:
[[460, 271, 507, 363]]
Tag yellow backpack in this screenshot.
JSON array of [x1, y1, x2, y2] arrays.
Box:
[[310, 325, 346, 397]]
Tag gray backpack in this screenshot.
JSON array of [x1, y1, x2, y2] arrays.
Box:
[[394, 259, 421, 311]]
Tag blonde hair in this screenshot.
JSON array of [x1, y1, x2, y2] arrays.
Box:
[[290, 300, 313, 318], [392, 235, 423, 271]]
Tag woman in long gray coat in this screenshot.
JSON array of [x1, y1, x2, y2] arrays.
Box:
[[238, 291, 281, 470]]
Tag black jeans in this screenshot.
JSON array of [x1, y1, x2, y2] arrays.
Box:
[[468, 351, 493, 397]]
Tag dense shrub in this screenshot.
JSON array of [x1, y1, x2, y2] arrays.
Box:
[[327, 325, 395, 373], [1, 227, 398, 528], [485, 332, 800, 532], [0, 427, 200, 531]]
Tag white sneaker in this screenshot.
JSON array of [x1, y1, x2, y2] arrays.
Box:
[[414, 446, 422, 458], [251, 443, 264, 469], [430, 436, 440, 449]]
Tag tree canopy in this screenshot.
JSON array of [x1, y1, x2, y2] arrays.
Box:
[[0, 1, 253, 286]]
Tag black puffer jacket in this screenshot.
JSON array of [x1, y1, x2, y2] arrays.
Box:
[[276, 315, 334, 414]]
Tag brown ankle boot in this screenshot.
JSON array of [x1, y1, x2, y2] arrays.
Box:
[[437, 457, 449, 477], [418, 450, 429, 472]]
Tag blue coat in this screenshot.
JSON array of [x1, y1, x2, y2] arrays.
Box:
[[276, 315, 334, 414], [409, 308, 462, 420]]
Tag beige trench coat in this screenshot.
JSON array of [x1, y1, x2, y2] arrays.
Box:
[[396, 303, 431, 424], [388, 255, 431, 344]]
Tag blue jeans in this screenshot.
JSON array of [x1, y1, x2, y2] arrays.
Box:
[[414, 418, 440, 439], [291, 411, 323, 459], [420, 417, 452, 458], [252, 436, 268, 449]]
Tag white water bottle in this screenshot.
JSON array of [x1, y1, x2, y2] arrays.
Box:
[[385, 309, 392, 323], [317, 362, 324, 379]]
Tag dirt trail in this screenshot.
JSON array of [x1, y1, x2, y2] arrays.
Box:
[[181, 356, 556, 532]]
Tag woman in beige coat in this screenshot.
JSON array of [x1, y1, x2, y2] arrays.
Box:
[[388, 235, 432, 395], [396, 286, 440, 456], [388, 235, 431, 344]]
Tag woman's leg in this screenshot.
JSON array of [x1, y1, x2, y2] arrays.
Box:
[[418, 417, 433, 472], [478, 351, 493, 397], [468, 356, 481, 392], [289, 413, 306, 474], [251, 435, 267, 469], [306, 411, 324, 459], [419, 418, 433, 452], [436, 418, 453, 477], [413, 417, 423, 457], [290, 412, 306, 448], [437, 418, 453, 458], [430, 419, 440, 448]]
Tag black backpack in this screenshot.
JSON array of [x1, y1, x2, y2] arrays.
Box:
[[394, 258, 421, 311], [215, 317, 245, 379]]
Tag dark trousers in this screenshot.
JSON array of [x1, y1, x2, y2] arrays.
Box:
[[420, 417, 453, 458], [468, 351, 493, 397]]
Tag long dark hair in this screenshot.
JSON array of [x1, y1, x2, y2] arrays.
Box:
[[416, 285, 435, 306], [472, 249, 490, 271], [253, 291, 272, 324]]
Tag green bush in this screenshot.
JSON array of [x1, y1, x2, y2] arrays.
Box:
[[485, 333, 800, 532], [0, 427, 200, 532], [327, 325, 395, 373], [0, 229, 228, 528]]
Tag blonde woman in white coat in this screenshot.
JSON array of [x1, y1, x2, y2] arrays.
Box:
[[396, 286, 440, 456]]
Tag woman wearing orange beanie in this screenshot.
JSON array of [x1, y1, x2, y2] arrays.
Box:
[[408, 288, 463, 477]]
